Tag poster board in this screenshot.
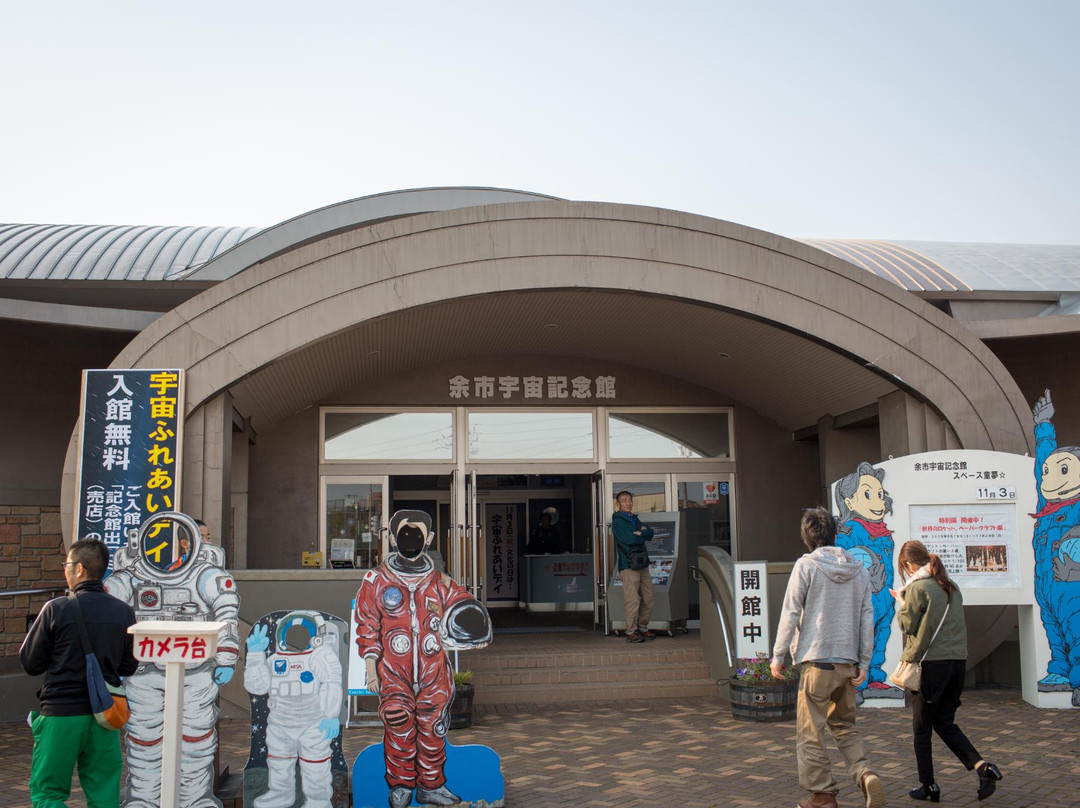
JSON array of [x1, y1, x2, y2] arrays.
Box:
[[75, 369, 183, 569]]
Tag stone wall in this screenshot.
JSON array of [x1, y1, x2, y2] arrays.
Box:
[[0, 505, 66, 657]]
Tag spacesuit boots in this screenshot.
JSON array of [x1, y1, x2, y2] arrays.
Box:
[[416, 784, 462, 806], [253, 756, 297, 808], [389, 786, 413, 808]]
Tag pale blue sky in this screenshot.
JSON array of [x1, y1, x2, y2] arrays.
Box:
[[3, 1, 1078, 243]]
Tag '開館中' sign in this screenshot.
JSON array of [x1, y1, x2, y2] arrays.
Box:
[[75, 369, 184, 566], [734, 561, 771, 661]]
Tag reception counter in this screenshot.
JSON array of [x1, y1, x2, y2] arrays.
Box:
[[521, 553, 593, 611]]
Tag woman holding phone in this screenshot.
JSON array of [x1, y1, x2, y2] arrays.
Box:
[[892, 540, 1003, 802]]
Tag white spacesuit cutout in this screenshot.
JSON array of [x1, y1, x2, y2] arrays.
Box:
[[244, 611, 343, 808], [105, 512, 240, 808]]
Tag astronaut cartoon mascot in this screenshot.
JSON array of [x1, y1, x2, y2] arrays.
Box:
[[105, 512, 240, 808], [244, 611, 343, 808], [835, 461, 898, 696], [354, 510, 493, 808], [1031, 389, 1080, 705]]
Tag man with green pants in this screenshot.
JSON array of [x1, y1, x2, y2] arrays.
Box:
[[20, 538, 138, 806]]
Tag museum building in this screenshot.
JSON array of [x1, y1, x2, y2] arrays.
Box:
[[2, 186, 1079, 692]]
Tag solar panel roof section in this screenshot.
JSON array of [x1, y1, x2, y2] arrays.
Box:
[[0, 223, 260, 281]]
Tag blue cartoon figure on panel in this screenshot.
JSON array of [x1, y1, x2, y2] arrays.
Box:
[[835, 461, 899, 697], [1030, 389, 1080, 706]]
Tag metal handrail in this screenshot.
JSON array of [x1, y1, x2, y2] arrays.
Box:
[[0, 587, 66, 598], [689, 564, 734, 668]]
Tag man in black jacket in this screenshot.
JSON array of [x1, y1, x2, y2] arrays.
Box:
[[20, 538, 138, 807]]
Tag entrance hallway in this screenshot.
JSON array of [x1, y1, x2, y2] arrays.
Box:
[[1, 689, 1070, 807], [461, 611, 712, 705]]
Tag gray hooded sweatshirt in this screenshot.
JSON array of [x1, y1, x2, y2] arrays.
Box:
[[771, 545, 874, 671]]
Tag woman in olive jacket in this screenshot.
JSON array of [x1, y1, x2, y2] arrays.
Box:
[[892, 540, 1003, 803]]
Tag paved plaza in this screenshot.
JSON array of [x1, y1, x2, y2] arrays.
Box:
[[1, 688, 1077, 807]]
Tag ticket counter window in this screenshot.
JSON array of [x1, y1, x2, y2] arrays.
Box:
[[324, 482, 383, 568]]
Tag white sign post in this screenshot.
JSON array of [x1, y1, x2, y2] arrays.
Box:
[[129, 620, 227, 808], [734, 561, 771, 661]]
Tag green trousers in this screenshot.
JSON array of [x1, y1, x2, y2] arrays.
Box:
[[29, 711, 121, 807]]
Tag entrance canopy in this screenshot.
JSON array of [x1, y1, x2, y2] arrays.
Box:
[[60, 198, 1034, 530]]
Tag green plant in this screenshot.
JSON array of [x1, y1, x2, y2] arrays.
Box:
[[732, 653, 797, 682], [453, 669, 473, 686]]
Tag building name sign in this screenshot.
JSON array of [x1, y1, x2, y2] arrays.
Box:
[[448, 374, 616, 401]]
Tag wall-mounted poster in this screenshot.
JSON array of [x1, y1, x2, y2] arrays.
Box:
[[485, 503, 523, 601], [909, 503, 1019, 588]]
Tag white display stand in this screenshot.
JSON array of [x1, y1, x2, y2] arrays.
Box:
[[830, 450, 1063, 708], [129, 620, 227, 808]]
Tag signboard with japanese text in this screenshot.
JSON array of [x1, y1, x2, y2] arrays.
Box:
[[831, 450, 1036, 607], [910, 503, 1019, 588], [129, 620, 224, 664], [485, 502, 523, 601], [449, 374, 616, 401], [75, 369, 183, 568], [734, 561, 770, 661]]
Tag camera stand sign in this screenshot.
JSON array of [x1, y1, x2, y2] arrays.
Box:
[[734, 561, 770, 661]]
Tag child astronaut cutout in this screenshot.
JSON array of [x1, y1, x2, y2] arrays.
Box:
[[354, 510, 492, 808], [105, 512, 240, 808], [244, 610, 345, 808]]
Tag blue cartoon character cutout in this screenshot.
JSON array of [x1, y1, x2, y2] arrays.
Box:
[[1030, 389, 1080, 705], [835, 461, 899, 697]]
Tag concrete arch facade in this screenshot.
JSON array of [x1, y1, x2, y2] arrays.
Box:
[[60, 200, 1034, 536]]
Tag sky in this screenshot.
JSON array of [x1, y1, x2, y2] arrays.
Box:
[[3, 1, 1078, 243]]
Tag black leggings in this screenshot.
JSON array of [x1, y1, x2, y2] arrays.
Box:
[[911, 659, 981, 785]]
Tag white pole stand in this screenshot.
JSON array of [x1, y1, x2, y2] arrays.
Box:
[[129, 620, 227, 808]]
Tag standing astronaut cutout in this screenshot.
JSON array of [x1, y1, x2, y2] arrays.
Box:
[[105, 511, 240, 808], [354, 510, 494, 808], [834, 461, 902, 700], [1031, 389, 1080, 705], [244, 610, 349, 808]]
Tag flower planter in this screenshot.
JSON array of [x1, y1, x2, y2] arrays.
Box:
[[728, 677, 798, 722], [449, 682, 475, 730]]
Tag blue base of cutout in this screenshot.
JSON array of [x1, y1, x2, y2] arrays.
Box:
[[352, 739, 504, 808]]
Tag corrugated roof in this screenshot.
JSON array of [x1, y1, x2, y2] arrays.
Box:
[[804, 239, 1080, 294], [0, 223, 260, 281]]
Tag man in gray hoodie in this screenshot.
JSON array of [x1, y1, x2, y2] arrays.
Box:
[[771, 507, 885, 808]]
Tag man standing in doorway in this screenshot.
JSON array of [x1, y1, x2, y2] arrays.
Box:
[[771, 507, 884, 808], [20, 538, 138, 807], [611, 491, 655, 643]]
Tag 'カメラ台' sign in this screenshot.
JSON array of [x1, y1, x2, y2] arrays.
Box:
[[75, 369, 184, 565]]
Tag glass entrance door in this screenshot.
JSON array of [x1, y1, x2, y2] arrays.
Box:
[[320, 476, 388, 569], [674, 474, 735, 622], [590, 470, 608, 631]]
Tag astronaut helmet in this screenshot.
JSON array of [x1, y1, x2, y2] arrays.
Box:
[[133, 511, 203, 580], [388, 509, 434, 559], [274, 610, 328, 652]]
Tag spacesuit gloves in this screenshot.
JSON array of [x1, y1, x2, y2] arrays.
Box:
[[1033, 389, 1054, 424], [247, 624, 270, 653], [318, 717, 340, 740], [213, 666, 234, 685]]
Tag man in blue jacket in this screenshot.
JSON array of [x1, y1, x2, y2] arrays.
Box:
[[21, 538, 138, 807], [611, 491, 655, 643]]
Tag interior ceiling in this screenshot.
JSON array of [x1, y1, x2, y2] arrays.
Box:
[[228, 289, 898, 435]]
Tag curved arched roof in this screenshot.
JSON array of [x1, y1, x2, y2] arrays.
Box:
[[1, 189, 1077, 295], [804, 239, 1080, 294], [0, 223, 259, 281]]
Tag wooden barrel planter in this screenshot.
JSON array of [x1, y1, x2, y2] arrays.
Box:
[[449, 682, 475, 730], [728, 678, 798, 722]]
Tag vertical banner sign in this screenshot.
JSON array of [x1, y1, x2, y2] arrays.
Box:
[[485, 502, 522, 601], [734, 561, 771, 661], [75, 369, 184, 568]]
